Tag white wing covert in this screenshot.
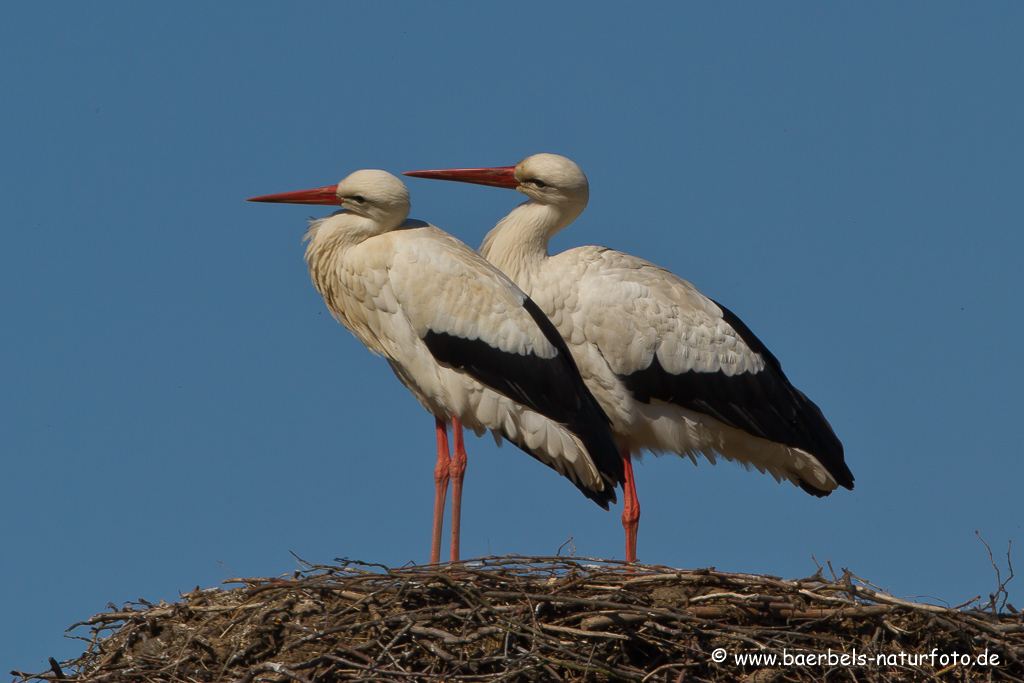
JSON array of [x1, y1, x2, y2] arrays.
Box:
[[568, 247, 765, 378]]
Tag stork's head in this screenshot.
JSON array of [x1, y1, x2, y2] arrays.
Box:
[[335, 170, 411, 228], [512, 154, 589, 207], [248, 169, 411, 231], [404, 153, 590, 211]]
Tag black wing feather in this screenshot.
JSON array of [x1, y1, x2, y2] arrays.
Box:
[[421, 297, 624, 508], [621, 299, 854, 494]]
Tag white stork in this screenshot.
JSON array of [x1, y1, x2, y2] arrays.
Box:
[[248, 169, 623, 564], [405, 154, 854, 562]]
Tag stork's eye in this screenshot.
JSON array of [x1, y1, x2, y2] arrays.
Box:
[[350, 195, 366, 203], [527, 178, 547, 188]]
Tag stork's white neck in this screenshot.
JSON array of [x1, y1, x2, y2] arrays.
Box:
[[303, 212, 381, 301], [479, 198, 584, 288]]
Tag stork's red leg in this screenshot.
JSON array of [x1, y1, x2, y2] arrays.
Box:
[[620, 449, 640, 563], [431, 417, 451, 565], [449, 415, 467, 563]]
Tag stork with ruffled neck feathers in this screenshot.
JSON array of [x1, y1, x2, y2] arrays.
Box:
[[249, 169, 623, 564]]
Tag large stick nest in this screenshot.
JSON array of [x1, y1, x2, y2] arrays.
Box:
[[12, 556, 1024, 682]]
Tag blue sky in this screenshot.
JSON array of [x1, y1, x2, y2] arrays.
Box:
[[3, 3, 1022, 672]]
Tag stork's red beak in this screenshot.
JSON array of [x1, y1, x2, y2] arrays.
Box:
[[247, 184, 341, 205], [403, 166, 518, 189]]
